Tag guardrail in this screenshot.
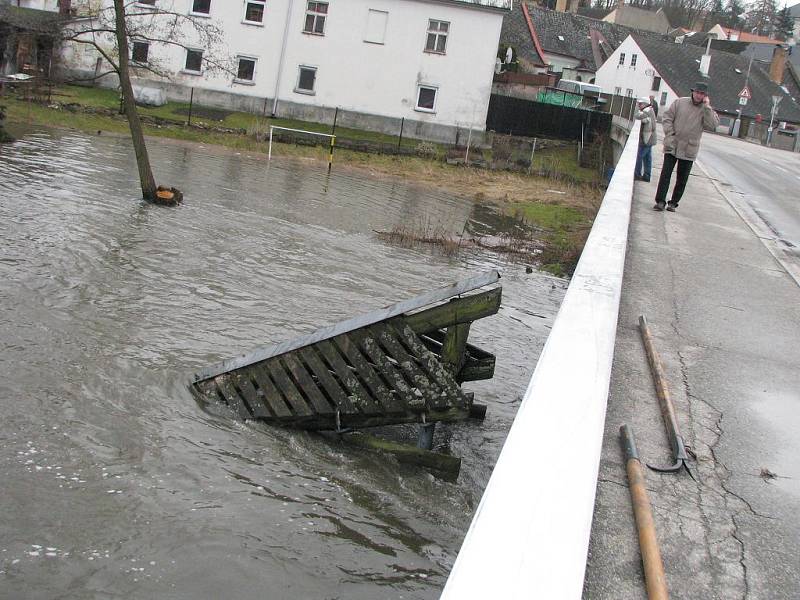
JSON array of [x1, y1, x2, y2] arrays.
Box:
[[440, 121, 641, 600]]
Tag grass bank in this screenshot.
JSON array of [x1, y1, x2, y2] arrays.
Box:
[[2, 85, 603, 275]]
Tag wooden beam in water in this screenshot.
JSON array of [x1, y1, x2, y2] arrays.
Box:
[[404, 288, 501, 336], [342, 431, 461, 476], [441, 322, 472, 380]]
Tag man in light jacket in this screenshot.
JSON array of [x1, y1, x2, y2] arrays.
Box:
[[635, 97, 657, 182], [653, 81, 720, 212]]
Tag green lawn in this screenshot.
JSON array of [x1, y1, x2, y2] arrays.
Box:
[[47, 84, 421, 149]]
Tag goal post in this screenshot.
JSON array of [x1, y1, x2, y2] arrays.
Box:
[[268, 125, 336, 171]]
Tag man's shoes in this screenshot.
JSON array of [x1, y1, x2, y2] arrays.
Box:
[[634, 175, 643, 181], [640, 177, 650, 182], [653, 202, 665, 211], [666, 203, 677, 212]]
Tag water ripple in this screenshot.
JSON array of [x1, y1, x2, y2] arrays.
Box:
[[0, 127, 565, 599]]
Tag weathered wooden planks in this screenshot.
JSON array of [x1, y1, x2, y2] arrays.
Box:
[[190, 272, 500, 433]]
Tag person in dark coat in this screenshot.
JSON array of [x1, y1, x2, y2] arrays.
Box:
[[635, 97, 657, 182], [649, 95, 659, 118], [653, 82, 719, 212]]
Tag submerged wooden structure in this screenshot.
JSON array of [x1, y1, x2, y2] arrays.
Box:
[[190, 271, 501, 472]]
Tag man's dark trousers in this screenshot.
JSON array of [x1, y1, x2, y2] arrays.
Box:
[[655, 152, 693, 207]]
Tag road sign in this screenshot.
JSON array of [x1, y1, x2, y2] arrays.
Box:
[[738, 86, 752, 99], [739, 97, 748, 106]]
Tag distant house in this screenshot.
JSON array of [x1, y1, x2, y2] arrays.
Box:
[[601, 4, 671, 35], [59, 0, 511, 144], [594, 34, 800, 127], [500, 3, 672, 82], [706, 24, 780, 44], [790, 2, 800, 44], [684, 36, 800, 103], [0, 1, 65, 76]]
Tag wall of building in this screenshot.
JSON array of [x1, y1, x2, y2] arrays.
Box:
[[543, 51, 580, 75], [594, 36, 680, 115], [60, 0, 503, 140], [16, 0, 60, 11]]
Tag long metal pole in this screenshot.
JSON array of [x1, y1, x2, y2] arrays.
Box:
[[638, 315, 692, 476], [620, 425, 670, 600], [271, 0, 295, 116]]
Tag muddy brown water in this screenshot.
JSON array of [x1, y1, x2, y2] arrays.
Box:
[[0, 127, 567, 599]]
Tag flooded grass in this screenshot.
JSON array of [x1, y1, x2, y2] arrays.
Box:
[[375, 200, 589, 275], [4, 85, 605, 274]]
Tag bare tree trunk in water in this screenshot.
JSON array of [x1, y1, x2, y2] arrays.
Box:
[[113, 0, 157, 200]]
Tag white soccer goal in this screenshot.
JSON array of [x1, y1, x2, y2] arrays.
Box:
[[267, 125, 336, 170]]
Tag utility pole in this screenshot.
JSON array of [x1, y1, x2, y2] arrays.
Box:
[[767, 94, 782, 146]]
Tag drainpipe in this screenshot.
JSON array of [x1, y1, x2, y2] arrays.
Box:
[[271, 0, 295, 117]]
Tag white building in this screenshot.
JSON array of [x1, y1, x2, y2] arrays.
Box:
[[593, 34, 679, 112], [60, 0, 510, 142]]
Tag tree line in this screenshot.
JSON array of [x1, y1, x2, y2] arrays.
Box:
[[589, 0, 795, 40]]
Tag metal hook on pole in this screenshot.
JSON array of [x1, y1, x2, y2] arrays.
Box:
[[639, 315, 694, 480]]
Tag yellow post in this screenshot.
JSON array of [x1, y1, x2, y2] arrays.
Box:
[[328, 135, 335, 172]]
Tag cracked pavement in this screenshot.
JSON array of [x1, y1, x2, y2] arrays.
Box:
[[582, 143, 800, 599]]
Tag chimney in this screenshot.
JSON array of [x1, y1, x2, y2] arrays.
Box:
[[568, 0, 580, 13], [555, 0, 568, 12], [699, 54, 711, 76], [698, 36, 711, 77], [769, 45, 788, 84], [58, 0, 72, 15]]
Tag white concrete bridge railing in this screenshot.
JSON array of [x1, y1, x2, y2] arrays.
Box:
[[441, 121, 641, 600]]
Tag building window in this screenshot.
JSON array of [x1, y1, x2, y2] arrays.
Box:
[[575, 75, 582, 82], [235, 56, 256, 83], [303, 2, 327, 35], [416, 85, 437, 112], [618, 52, 625, 65], [652, 76, 661, 91], [614, 86, 621, 95], [364, 8, 388, 44], [184, 49, 203, 73], [191, 0, 211, 15], [131, 41, 149, 63], [425, 19, 449, 53], [295, 65, 317, 94], [244, 0, 265, 24], [625, 88, 633, 97], [630, 53, 637, 67], [660, 91, 668, 105]]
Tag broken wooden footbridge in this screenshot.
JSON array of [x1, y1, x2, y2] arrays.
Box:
[[190, 271, 502, 476]]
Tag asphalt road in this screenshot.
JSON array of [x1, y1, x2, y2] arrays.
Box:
[[696, 132, 800, 285]]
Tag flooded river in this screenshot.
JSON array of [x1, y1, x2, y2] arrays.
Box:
[[0, 128, 566, 599]]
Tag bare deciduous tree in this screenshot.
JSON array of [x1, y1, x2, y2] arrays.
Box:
[[60, 0, 232, 200]]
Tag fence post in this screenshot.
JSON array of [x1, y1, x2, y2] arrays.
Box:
[[527, 137, 537, 175], [187, 87, 194, 126], [397, 117, 405, 150]]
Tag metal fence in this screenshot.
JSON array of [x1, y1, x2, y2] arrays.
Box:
[[486, 94, 612, 142]]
